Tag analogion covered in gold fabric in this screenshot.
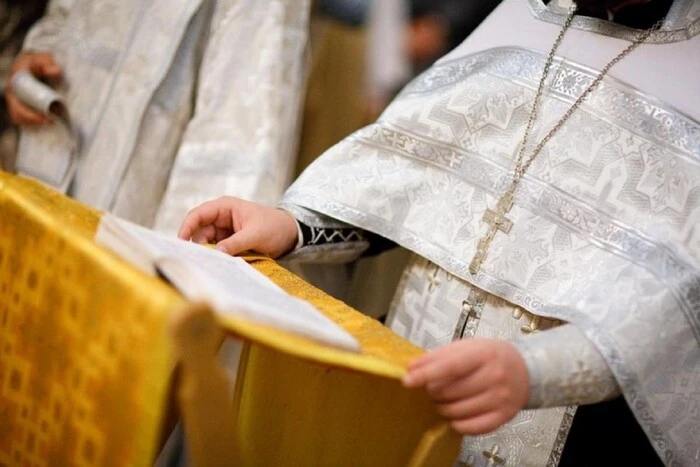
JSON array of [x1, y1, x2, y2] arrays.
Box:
[[0, 171, 459, 466], [0, 172, 179, 466]]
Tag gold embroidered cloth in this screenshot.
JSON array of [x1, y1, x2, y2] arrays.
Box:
[[0, 171, 454, 466]]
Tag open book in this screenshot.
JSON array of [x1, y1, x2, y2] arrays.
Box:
[[95, 215, 361, 352]]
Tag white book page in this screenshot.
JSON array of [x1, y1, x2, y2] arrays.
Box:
[[100, 217, 361, 352]]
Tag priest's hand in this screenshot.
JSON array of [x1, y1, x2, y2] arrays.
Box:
[[6, 52, 62, 125], [402, 339, 529, 435], [178, 196, 299, 258]]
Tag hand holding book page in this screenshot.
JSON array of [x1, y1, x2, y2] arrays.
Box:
[[95, 215, 361, 352]]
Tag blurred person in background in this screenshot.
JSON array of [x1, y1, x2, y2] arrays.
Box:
[[0, 0, 48, 172], [315, 0, 503, 121], [4, 0, 311, 234], [409, 0, 503, 71]]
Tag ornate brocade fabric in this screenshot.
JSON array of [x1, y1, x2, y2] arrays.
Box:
[[0, 173, 179, 467], [388, 254, 572, 466], [281, 45, 700, 465], [1, 172, 463, 466]]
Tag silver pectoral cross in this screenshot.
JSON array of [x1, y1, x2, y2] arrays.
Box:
[[469, 190, 515, 274]]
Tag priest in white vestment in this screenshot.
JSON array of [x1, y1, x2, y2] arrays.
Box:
[[179, 0, 700, 465], [5, 0, 310, 233]]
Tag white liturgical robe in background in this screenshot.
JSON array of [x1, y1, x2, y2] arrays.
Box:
[[15, 0, 310, 233]]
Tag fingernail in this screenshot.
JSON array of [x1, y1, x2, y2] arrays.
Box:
[[216, 244, 227, 253], [402, 374, 414, 386]]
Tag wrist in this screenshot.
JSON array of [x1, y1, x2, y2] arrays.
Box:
[[512, 324, 621, 409], [504, 340, 532, 410], [275, 208, 301, 257], [511, 338, 544, 409]]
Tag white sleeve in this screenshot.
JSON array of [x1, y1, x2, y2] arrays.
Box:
[[513, 323, 621, 408], [23, 0, 75, 52]]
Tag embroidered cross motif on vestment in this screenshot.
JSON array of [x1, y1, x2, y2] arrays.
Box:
[[427, 265, 441, 293], [482, 444, 506, 466]]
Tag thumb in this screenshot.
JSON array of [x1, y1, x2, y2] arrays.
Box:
[[215, 228, 259, 256]]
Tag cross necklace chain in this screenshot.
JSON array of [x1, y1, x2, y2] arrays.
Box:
[[468, 7, 663, 275]]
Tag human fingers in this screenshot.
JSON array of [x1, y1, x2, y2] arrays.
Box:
[[407, 338, 486, 371], [435, 390, 500, 420], [28, 53, 62, 79], [215, 226, 233, 243], [403, 342, 482, 388], [426, 365, 494, 403], [178, 198, 233, 240], [406, 348, 441, 371], [191, 225, 217, 244], [6, 92, 51, 125], [215, 227, 260, 257], [450, 410, 507, 436], [191, 226, 233, 244]]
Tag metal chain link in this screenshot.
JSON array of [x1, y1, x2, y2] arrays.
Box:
[[508, 8, 664, 190]]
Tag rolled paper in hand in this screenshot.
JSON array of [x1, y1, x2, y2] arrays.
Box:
[[11, 70, 67, 118], [12, 70, 79, 193]]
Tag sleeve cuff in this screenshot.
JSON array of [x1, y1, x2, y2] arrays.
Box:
[[513, 323, 621, 409], [293, 218, 305, 251]]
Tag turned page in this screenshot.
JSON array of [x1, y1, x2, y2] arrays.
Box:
[[96, 215, 361, 352]]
